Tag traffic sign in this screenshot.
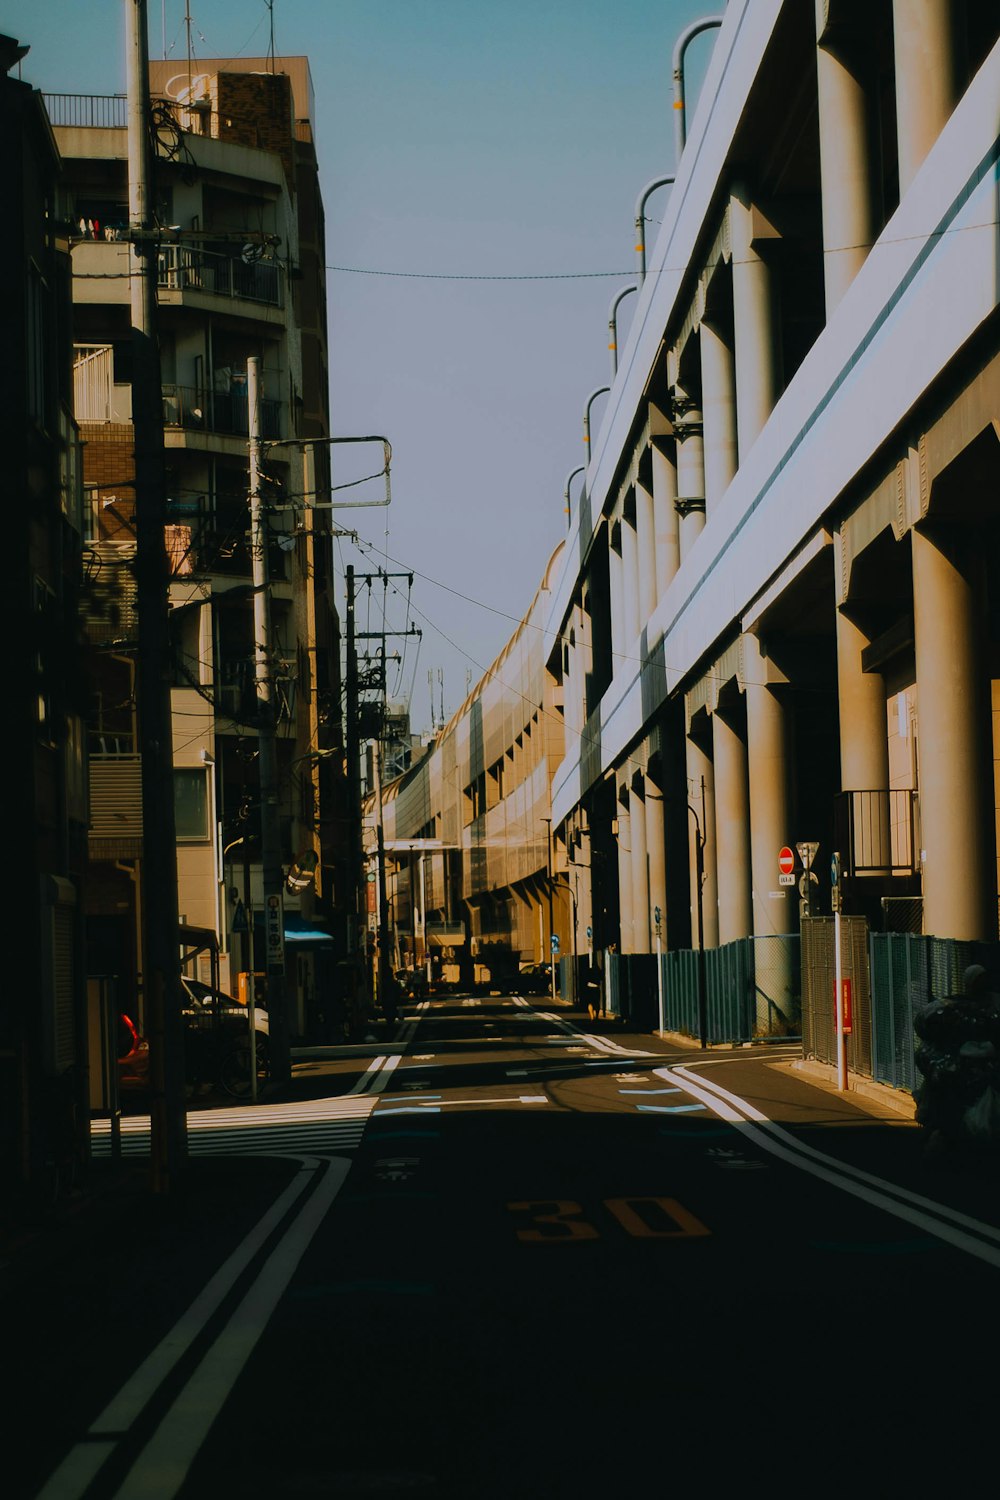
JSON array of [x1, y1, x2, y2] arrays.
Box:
[[796, 841, 820, 871], [586, 925, 593, 940], [232, 899, 248, 933], [551, 933, 560, 954], [778, 846, 795, 877], [778, 872, 796, 887]]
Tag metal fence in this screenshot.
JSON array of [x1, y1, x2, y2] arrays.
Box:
[[867, 932, 999, 1092], [157, 245, 282, 307], [610, 936, 800, 1045], [44, 93, 128, 129]]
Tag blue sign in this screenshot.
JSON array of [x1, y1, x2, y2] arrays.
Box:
[[551, 934, 560, 954]]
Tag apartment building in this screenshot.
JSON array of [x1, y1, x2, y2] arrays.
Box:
[[545, 0, 1000, 1029], [3, 35, 89, 1202], [48, 56, 342, 1040]]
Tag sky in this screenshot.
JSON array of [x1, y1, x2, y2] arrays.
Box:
[[13, 0, 718, 735]]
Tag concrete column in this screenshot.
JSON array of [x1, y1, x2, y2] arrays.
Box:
[[630, 780, 650, 953], [645, 785, 667, 946], [686, 732, 719, 949], [892, 0, 964, 198], [815, 4, 876, 317], [651, 438, 681, 591], [745, 637, 795, 1031], [912, 524, 994, 939], [712, 705, 753, 943], [609, 535, 626, 676], [745, 664, 792, 938], [730, 185, 781, 455], [700, 318, 738, 512], [675, 407, 706, 562], [836, 606, 891, 871], [620, 515, 640, 647], [635, 479, 657, 620], [616, 802, 634, 953]]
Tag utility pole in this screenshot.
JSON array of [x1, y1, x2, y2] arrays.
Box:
[[126, 0, 187, 1187], [248, 356, 289, 1085], [345, 566, 365, 1019]]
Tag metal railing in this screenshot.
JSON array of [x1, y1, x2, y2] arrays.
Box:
[[161, 383, 282, 440], [44, 93, 127, 129], [157, 245, 282, 308], [835, 788, 919, 876]]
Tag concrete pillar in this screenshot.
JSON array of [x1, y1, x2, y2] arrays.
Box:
[[912, 524, 994, 939], [712, 704, 753, 943], [651, 437, 681, 591], [609, 534, 626, 676], [674, 406, 706, 562], [645, 784, 667, 946], [635, 479, 658, 620], [686, 732, 719, 949], [815, 4, 876, 317], [630, 780, 649, 953], [616, 801, 634, 953], [836, 606, 891, 871], [745, 661, 792, 937], [620, 514, 640, 647], [892, 0, 964, 198], [700, 318, 738, 512], [745, 637, 795, 1030], [730, 185, 781, 455]]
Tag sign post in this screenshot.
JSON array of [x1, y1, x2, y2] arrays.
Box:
[[654, 905, 664, 1034], [831, 851, 846, 1091]]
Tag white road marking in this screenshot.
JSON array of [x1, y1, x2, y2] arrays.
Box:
[[367, 1054, 402, 1093], [619, 1087, 683, 1095], [36, 1157, 345, 1500], [348, 1055, 386, 1094], [658, 1064, 1000, 1269]]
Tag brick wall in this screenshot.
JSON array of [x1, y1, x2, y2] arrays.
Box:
[[213, 72, 294, 186], [80, 423, 135, 538]]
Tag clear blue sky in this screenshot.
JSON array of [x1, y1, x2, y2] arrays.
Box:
[[13, 0, 718, 735]]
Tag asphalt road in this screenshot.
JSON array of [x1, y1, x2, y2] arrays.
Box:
[[13, 993, 1000, 1498]]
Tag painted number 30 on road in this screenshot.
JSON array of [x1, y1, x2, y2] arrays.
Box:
[[506, 1198, 710, 1242]]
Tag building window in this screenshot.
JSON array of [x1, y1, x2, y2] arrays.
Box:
[[174, 768, 210, 840]]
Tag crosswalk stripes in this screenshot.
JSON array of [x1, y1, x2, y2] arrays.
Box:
[[90, 1096, 378, 1159]]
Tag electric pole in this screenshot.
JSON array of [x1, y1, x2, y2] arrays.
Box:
[[248, 356, 290, 1085], [345, 566, 365, 1020], [126, 0, 187, 1187]]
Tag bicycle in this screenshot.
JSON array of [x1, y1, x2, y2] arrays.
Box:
[[217, 1035, 270, 1100]]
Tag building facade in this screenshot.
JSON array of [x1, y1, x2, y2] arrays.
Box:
[[545, 0, 1000, 1025], [49, 55, 342, 1042], [4, 35, 89, 1203]]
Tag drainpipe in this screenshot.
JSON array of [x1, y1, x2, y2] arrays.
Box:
[[634, 176, 674, 285], [673, 15, 724, 163], [608, 285, 638, 379], [584, 386, 611, 463], [564, 465, 585, 526]]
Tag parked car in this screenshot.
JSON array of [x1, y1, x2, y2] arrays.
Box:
[[179, 976, 269, 1037], [518, 962, 553, 996]]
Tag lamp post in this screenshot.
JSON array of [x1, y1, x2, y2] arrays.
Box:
[[634, 175, 674, 284], [542, 817, 556, 1004], [564, 465, 585, 526], [584, 387, 611, 463], [688, 784, 708, 1048], [608, 285, 638, 379], [672, 16, 724, 162]]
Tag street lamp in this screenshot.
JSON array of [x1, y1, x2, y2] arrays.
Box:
[[608, 285, 638, 379], [688, 785, 708, 1049], [584, 387, 610, 461], [564, 465, 585, 526], [634, 175, 674, 285], [672, 16, 724, 163]]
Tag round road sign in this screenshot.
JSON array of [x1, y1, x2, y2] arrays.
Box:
[[778, 846, 795, 876]]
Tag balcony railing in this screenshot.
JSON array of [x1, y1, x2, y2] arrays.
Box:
[[157, 245, 282, 308], [44, 92, 127, 129], [834, 789, 919, 878], [162, 383, 282, 440]]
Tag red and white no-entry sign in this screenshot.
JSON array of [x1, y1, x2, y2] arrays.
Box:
[[778, 846, 795, 876]]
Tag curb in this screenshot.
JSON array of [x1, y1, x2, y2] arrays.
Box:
[[780, 1058, 917, 1120]]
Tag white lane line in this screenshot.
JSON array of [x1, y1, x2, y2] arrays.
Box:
[[347, 1055, 386, 1094], [109, 1157, 352, 1499], [35, 1162, 325, 1500], [619, 1088, 683, 1095], [636, 1103, 706, 1114], [367, 1055, 403, 1094], [377, 1095, 548, 1111], [656, 1065, 1000, 1269]]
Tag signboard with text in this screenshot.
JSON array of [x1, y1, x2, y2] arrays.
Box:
[[265, 892, 285, 974]]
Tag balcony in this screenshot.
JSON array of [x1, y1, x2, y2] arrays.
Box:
[[834, 789, 920, 879], [157, 245, 283, 310], [162, 383, 282, 441]]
